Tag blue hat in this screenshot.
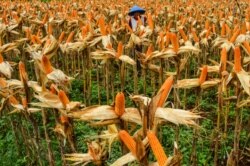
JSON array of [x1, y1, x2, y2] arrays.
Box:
[[128, 5, 145, 16]]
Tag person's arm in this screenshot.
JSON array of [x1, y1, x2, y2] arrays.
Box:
[[128, 18, 132, 29], [143, 16, 147, 26]]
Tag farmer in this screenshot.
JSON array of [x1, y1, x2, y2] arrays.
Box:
[[128, 5, 147, 31], [128, 5, 147, 73]]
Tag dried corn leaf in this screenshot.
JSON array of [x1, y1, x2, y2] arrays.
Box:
[[31, 91, 64, 109], [91, 50, 114, 60], [130, 95, 151, 107], [88, 36, 103, 47], [147, 64, 161, 73], [178, 45, 201, 54], [118, 55, 136, 65], [146, 50, 176, 61], [42, 39, 59, 58], [0, 43, 17, 53], [201, 79, 221, 89], [237, 98, 250, 108], [110, 152, 137, 166], [65, 153, 93, 162], [102, 35, 112, 48], [64, 42, 87, 53], [176, 79, 200, 89], [91, 125, 118, 154], [28, 81, 43, 92], [121, 107, 142, 125], [47, 69, 74, 84], [155, 107, 200, 127], [199, 65, 219, 73], [0, 62, 13, 78], [236, 71, 250, 95], [68, 105, 118, 120]]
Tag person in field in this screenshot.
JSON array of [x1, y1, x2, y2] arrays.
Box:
[[128, 5, 147, 73], [128, 5, 147, 31]]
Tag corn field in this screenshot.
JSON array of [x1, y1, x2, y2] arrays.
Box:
[[0, 0, 250, 165]]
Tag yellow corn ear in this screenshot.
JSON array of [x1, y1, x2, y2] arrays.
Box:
[[116, 42, 123, 58], [179, 28, 188, 41], [66, 31, 74, 43], [229, 28, 240, 43], [42, 56, 53, 74], [119, 130, 136, 156], [19, 62, 28, 82], [58, 90, 70, 108], [114, 92, 125, 116], [170, 33, 179, 53], [220, 48, 227, 72], [147, 13, 154, 30], [199, 65, 208, 84], [234, 47, 242, 73], [146, 44, 154, 58], [157, 76, 174, 107], [58, 31, 65, 43], [9, 96, 19, 105], [147, 131, 168, 166], [0, 53, 3, 63]]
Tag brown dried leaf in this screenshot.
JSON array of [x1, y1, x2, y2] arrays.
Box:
[[0, 62, 13, 78], [155, 107, 201, 127], [118, 55, 136, 65], [121, 107, 142, 125], [47, 69, 74, 84], [64, 153, 93, 165], [237, 71, 250, 95], [176, 79, 200, 89], [68, 105, 118, 120], [110, 152, 136, 166], [199, 65, 219, 73], [201, 79, 220, 89]]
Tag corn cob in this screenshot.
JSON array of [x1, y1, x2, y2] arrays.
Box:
[[170, 33, 179, 53], [147, 131, 168, 166], [191, 29, 199, 43], [0, 78, 7, 88], [221, 23, 226, 36], [58, 90, 70, 108], [157, 76, 174, 107], [146, 44, 154, 58], [179, 28, 188, 41], [99, 16, 107, 36], [116, 42, 123, 58], [9, 96, 19, 105], [22, 98, 27, 108], [0, 53, 3, 63], [114, 92, 125, 116], [220, 48, 227, 72], [60, 115, 69, 124], [58, 31, 65, 43], [229, 28, 240, 43], [119, 130, 136, 156], [147, 13, 154, 30], [234, 47, 242, 73], [66, 31, 74, 43], [42, 56, 53, 74], [199, 65, 208, 84], [42, 13, 49, 24], [19, 62, 28, 82]]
